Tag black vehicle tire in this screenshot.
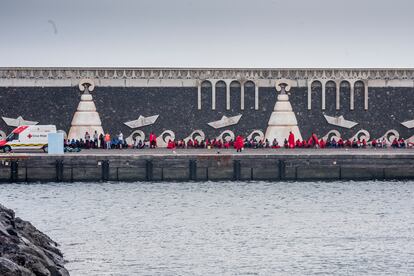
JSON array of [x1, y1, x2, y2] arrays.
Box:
[[42, 145, 48, 153], [3, 146, 11, 153]]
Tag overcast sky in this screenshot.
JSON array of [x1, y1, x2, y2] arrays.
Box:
[[1, 0, 413, 68]]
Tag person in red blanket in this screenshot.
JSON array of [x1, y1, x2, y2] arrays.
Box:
[[361, 139, 367, 148], [235, 135, 244, 152], [302, 139, 308, 148], [149, 132, 157, 148], [309, 133, 319, 148], [319, 138, 326, 148], [337, 138, 344, 148], [288, 131, 295, 148], [167, 139, 176, 149]]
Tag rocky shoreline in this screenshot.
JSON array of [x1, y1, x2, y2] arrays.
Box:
[[0, 204, 69, 276]]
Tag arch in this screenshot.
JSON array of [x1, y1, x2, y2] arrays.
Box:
[[340, 80, 351, 111], [311, 80, 322, 110], [215, 80, 226, 110], [201, 80, 212, 110], [354, 80, 365, 110], [244, 81, 255, 110], [230, 80, 241, 88], [201, 80, 212, 88], [215, 80, 226, 88], [325, 80, 336, 112], [230, 81, 241, 110]]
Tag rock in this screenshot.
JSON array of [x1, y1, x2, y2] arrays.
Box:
[[0, 204, 69, 276]]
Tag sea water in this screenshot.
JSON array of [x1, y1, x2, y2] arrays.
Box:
[[1, 181, 414, 275]]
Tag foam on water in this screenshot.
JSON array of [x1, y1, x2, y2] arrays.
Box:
[[1, 181, 414, 275]]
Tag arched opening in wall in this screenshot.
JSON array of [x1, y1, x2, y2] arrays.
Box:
[[354, 81, 365, 111], [215, 80, 227, 111], [201, 80, 212, 110], [244, 81, 255, 110], [325, 81, 336, 113], [230, 81, 241, 111], [311, 80, 322, 110], [340, 81, 351, 111]]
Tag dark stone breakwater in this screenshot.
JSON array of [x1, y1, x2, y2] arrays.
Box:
[[0, 204, 69, 276], [0, 149, 414, 182]]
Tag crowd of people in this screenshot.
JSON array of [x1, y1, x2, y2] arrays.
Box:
[[64, 130, 414, 151]]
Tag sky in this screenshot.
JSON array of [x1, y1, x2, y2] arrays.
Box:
[[0, 0, 413, 68]]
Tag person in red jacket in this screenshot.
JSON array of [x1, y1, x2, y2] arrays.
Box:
[[288, 131, 295, 148]]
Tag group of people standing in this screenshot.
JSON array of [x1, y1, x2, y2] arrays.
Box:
[[65, 131, 126, 150]]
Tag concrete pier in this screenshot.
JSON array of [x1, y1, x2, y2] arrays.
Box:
[[0, 149, 414, 182]]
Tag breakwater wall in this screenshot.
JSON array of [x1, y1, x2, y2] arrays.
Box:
[[1, 152, 414, 182], [0, 68, 414, 145]]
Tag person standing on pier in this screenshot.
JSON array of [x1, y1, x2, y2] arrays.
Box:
[[99, 133, 104, 149], [118, 132, 124, 149], [93, 131, 99, 148], [288, 131, 295, 148], [104, 133, 111, 149], [235, 135, 244, 152], [149, 132, 157, 148]]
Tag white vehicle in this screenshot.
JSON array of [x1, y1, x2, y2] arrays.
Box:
[[0, 125, 57, 152]]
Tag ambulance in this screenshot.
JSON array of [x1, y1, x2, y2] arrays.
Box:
[[0, 125, 57, 152]]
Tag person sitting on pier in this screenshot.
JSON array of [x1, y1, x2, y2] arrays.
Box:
[[391, 138, 399, 148], [271, 138, 280, 149], [295, 139, 302, 148], [264, 139, 270, 148], [351, 138, 358, 148], [177, 139, 185, 148], [187, 139, 193, 148], [361, 139, 367, 148], [343, 139, 351, 147], [216, 139, 223, 149], [381, 138, 387, 148], [283, 139, 288, 148], [330, 138, 337, 148], [223, 140, 231, 149], [210, 139, 216, 148], [319, 138, 326, 148], [167, 139, 176, 149], [399, 138, 406, 148]]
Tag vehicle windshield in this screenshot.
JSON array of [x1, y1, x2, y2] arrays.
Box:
[[6, 132, 19, 142]]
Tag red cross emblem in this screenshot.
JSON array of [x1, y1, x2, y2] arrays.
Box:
[[27, 134, 32, 139]]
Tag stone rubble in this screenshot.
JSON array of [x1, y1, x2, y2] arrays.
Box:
[[0, 204, 69, 276]]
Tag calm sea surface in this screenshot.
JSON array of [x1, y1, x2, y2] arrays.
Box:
[[1, 181, 414, 276]]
